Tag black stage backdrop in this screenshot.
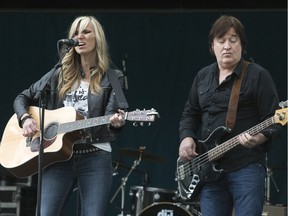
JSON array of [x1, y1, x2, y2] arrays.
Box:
[[0, 10, 286, 215]]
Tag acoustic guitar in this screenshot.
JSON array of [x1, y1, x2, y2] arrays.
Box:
[[0, 106, 159, 178]]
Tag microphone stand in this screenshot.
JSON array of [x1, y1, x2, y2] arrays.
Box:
[[34, 44, 70, 216]]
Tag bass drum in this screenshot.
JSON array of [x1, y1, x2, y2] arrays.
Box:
[[139, 202, 193, 216], [129, 186, 177, 216]]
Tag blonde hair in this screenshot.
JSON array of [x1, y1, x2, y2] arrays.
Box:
[[58, 16, 110, 98]]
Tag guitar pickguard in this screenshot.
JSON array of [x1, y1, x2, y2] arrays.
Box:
[[176, 126, 229, 201], [176, 155, 224, 201]]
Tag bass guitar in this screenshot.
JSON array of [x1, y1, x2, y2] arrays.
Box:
[[176, 106, 287, 201], [0, 106, 159, 178]]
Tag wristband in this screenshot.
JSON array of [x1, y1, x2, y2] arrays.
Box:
[[21, 115, 32, 128]]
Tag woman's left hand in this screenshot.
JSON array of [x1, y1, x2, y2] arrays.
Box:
[[110, 109, 126, 128]]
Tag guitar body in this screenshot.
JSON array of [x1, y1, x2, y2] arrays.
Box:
[[0, 106, 83, 178], [177, 126, 229, 201]]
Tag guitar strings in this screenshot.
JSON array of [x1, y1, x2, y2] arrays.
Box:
[[177, 117, 274, 178]]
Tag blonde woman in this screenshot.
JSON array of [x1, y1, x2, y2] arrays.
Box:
[[14, 16, 126, 216]]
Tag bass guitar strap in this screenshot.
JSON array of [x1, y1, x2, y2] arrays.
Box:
[[225, 60, 250, 131]]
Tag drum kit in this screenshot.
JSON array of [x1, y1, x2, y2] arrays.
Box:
[[110, 146, 201, 216]]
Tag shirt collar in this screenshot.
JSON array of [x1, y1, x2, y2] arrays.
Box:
[[233, 58, 245, 77]]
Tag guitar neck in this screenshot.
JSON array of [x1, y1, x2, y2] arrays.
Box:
[[58, 114, 114, 133], [209, 116, 275, 161], [55, 108, 159, 134]]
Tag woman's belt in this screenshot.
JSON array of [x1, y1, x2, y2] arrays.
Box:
[[73, 144, 101, 155]]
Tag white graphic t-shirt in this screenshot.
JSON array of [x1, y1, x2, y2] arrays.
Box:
[[63, 81, 111, 152], [63, 81, 89, 117]]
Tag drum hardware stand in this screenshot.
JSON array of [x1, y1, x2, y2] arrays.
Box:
[[110, 148, 144, 216], [264, 154, 280, 204], [265, 166, 280, 204]]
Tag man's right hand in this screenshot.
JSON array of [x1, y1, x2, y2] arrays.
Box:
[[179, 137, 198, 161]]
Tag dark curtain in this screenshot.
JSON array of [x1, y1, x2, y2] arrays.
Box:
[[0, 10, 286, 215]]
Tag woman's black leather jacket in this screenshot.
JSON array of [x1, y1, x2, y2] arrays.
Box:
[[13, 66, 125, 143]]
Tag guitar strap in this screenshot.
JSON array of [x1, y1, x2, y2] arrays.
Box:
[[225, 60, 250, 130], [107, 69, 129, 109]]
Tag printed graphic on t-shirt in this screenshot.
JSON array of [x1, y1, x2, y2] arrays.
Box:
[[63, 81, 89, 117]]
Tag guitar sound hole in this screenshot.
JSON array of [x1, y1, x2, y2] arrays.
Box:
[[45, 122, 59, 139], [30, 122, 59, 152]]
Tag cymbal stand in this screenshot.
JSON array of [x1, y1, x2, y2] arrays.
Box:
[[110, 154, 143, 216]]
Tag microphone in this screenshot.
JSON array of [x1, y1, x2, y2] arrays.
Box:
[[58, 38, 79, 47]]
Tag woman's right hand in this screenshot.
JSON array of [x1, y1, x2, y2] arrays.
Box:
[[21, 114, 40, 137]]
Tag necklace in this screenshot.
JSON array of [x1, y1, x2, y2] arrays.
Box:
[[81, 66, 96, 78]]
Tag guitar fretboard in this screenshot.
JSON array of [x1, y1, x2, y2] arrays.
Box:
[[58, 115, 113, 133], [208, 117, 275, 161]]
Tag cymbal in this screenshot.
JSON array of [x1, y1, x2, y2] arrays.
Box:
[[118, 147, 164, 163]]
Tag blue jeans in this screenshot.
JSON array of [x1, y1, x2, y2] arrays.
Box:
[[200, 163, 266, 216], [39, 150, 113, 216]]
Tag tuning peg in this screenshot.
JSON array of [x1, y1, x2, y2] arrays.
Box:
[[140, 122, 144, 126], [133, 122, 138, 127], [147, 108, 160, 118]]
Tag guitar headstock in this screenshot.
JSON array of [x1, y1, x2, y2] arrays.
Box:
[[274, 107, 288, 126], [126, 108, 160, 125]]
